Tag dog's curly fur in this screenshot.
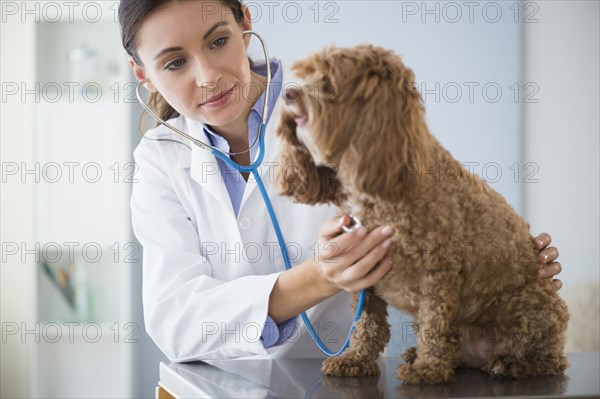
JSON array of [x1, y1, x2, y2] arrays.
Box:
[[275, 44, 570, 384]]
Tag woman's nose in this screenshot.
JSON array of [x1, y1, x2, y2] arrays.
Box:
[[196, 73, 221, 89], [283, 86, 302, 104], [194, 60, 221, 89]]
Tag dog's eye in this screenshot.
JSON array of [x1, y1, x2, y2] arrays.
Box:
[[324, 82, 335, 95], [322, 75, 336, 94]]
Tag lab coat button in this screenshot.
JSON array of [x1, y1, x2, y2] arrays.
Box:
[[239, 218, 252, 230]]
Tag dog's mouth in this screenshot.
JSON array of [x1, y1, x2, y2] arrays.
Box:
[[294, 115, 308, 127], [285, 104, 309, 128], [286, 101, 309, 128], [283, 86, 310, 128]]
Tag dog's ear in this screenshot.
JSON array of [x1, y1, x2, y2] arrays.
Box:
[[275, 110, 344, 206], [338, 65, 429, 202]]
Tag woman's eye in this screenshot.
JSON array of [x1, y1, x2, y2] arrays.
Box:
[[211, 37, 229, 49], [164, 59, 185, 71]]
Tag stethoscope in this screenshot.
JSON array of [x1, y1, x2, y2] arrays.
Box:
[[135, 31, 365, 357]]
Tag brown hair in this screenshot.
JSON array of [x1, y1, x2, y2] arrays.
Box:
[[118, 0, 246, 124]]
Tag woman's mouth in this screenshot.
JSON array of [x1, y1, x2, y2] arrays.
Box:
[[200, 86, 235, 107]]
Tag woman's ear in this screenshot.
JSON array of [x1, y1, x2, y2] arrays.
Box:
[[241, 5, 253, 48], [128, 56, 157, 93]]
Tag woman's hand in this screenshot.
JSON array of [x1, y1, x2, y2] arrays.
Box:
[[268, 214, 394, 323], [310, 214, 395, 294], [533, 232, 563, 291]]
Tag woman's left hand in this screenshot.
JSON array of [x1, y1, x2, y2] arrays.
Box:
[[532, 232, 563, 291], [461, 231, 564, 366]]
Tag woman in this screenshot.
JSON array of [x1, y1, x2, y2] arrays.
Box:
[[119, 0, 563, 362]]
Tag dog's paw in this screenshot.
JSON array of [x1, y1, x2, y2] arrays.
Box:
[[483, 354, 569, 378], [321, 356, 380, 377], [402, 347, 417, 365], [483, 357, 524, 378], [396, 361, 455, 385]]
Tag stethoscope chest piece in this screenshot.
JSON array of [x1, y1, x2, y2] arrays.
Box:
[[342, 215, 363, 233]]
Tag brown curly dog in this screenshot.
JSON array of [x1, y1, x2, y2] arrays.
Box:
[[275, 44, 569, 385]]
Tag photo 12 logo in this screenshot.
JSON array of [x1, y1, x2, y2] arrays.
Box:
[[400, 2, 540, 24], [1, 1, 120, 23], [1, 322, 139, 344], [1, 162, 138, 184], [1, 241, 140, 264]]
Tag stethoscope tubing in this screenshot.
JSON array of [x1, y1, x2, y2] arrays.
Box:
[[213, 127, 367, 357]]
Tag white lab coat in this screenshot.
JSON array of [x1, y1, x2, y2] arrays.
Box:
[[130, 68, 353, 362]]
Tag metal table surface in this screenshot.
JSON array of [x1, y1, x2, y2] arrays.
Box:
[[159, 352, 599, 398]]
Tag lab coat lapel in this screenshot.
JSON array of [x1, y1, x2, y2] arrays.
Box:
[[182, 118, 235, 216]]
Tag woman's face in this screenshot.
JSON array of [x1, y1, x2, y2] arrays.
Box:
[[132, 1, 255, 130]]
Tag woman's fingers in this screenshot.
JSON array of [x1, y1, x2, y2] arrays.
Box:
[[318, 226, 371, 279], [319, 214, 348, 239], [540, 261, 562, 278], [533, 233, 552, 250], [345, 256, 394, 293], [340, 225, 394, 265], [552, 279, 563, 291], [316, 215, 395, 292], [538, 246, 559, 264], [531, 232, 562, 289], [321, 218, 392, 260], [321, 225, 369, 260], [318, 223, 392, 279], [338, 236, 391, 283]]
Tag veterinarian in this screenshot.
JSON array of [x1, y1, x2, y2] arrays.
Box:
[[120, 0, 563, 362]]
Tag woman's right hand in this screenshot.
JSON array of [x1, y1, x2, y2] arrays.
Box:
[[310, 214, 395, 295]]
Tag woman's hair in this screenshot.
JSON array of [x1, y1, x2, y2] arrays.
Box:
[[118, 0, 246, 124]]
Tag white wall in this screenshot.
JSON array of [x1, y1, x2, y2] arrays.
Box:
[[0, 16, 37, 399], [523, 0, 599, 287], [523, 1, 599, 351], [255, 0, 524, 210]]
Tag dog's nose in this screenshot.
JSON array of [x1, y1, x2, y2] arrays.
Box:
[[283, 86, 301, 104]]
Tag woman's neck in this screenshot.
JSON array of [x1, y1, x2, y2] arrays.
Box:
[[210, 70, 268, 154]]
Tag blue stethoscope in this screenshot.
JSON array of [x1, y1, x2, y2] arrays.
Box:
[[135, 31, 365, 357]]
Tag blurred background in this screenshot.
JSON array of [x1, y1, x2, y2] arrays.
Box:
[[1, 1, 598, 397]]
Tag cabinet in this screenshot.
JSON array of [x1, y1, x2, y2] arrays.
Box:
[[30, 12, 137, 398]]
